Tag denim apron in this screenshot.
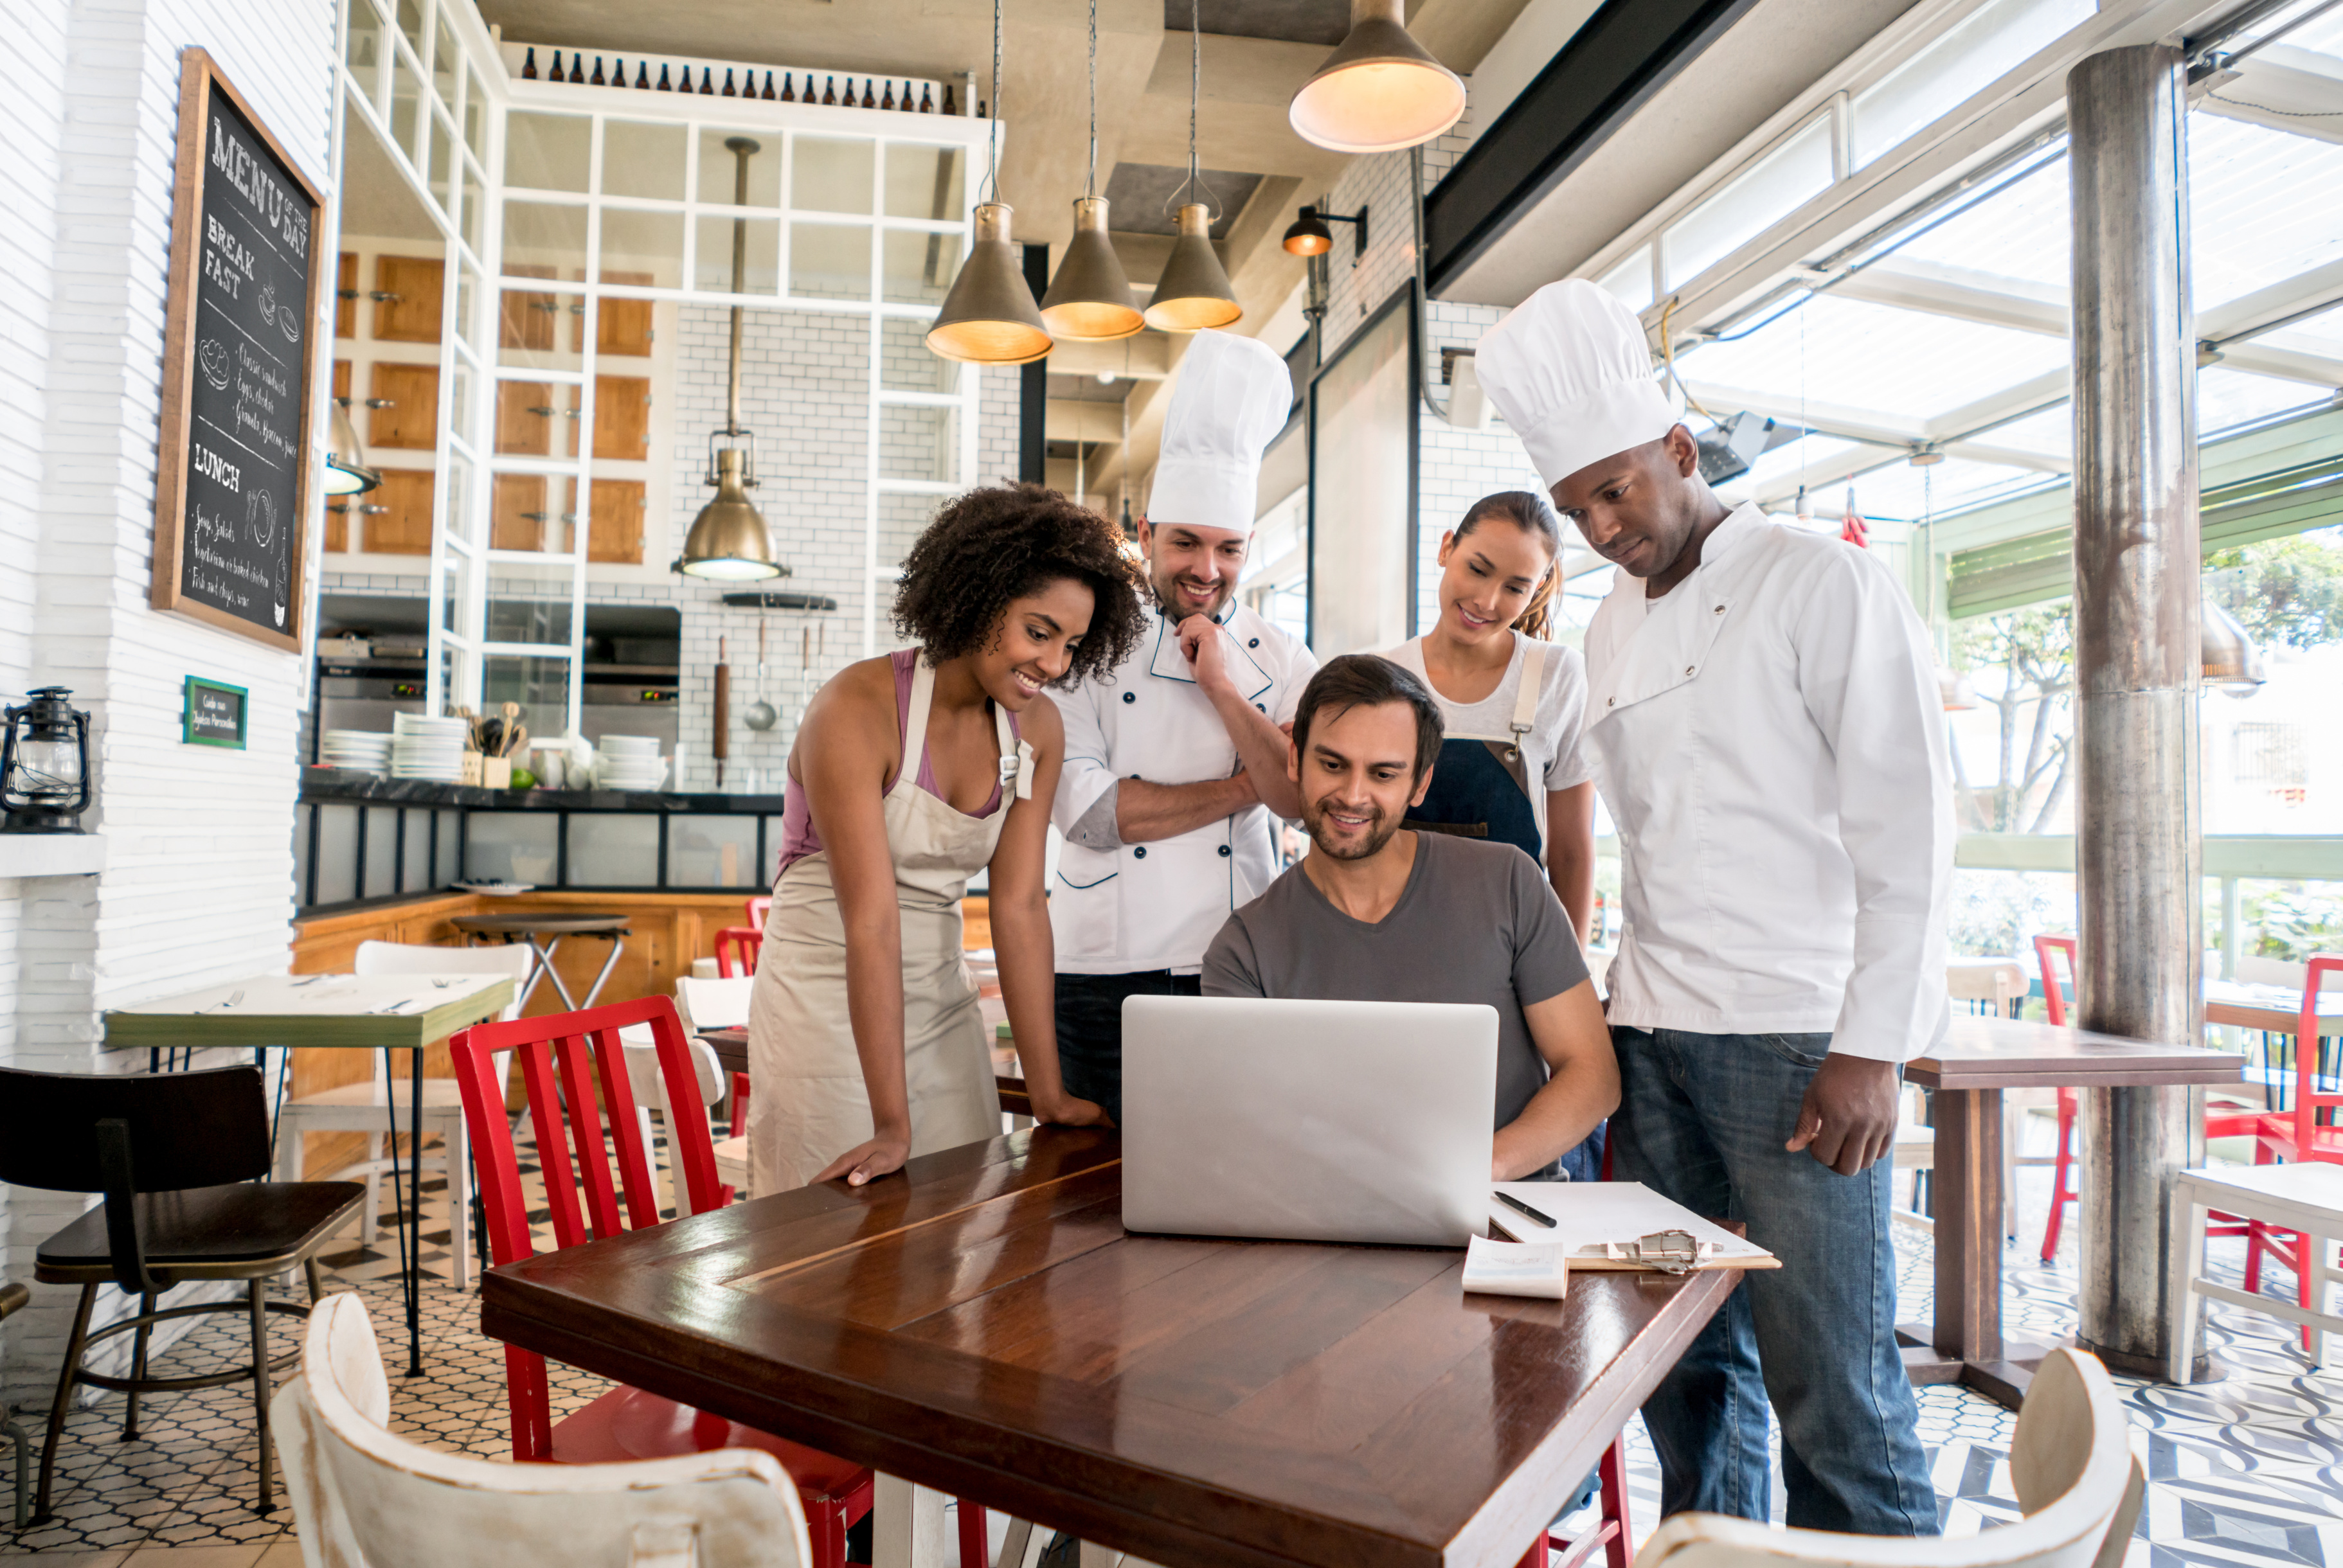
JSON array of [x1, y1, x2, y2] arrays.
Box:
[[1404, 643, 1605, 1182]]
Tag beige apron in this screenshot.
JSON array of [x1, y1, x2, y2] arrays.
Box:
[[748, 657, 1032, 1194]]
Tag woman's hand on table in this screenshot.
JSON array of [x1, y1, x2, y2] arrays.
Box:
[[1035, 1092, 1114, 1130], [816, 1129, 912, 1186]]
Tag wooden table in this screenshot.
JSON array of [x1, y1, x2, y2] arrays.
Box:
[[1899, 1015, 2243, 1407], [103, 972, 514, 1376], [481, 1128, 1742, 1568]]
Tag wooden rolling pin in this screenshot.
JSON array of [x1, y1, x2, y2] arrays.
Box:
[[713, 635, 730, 787]]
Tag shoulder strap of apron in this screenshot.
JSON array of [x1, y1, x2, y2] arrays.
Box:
[[895, 655, 936, 797], [992, 699, 1034, 801], [1503, 642, 1547, 761]]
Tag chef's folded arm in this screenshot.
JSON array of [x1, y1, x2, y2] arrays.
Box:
[[1792, 548, 1957, 1065]]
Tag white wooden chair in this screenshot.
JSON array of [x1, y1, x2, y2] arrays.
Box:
[[618, 1029, 734, 1217], [271, 941, 531, 1288], [671, 977, 756, 1200], [1890, 1083, 1936, 1234], [1634, 1347, 2139, 1568], [274, 1292, 812, 1568], [2168, 1161, 2343, 1378]]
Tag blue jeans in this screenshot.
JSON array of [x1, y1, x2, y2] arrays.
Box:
[[1610, 1027, 1936, 1535]]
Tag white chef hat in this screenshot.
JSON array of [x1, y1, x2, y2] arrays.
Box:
[[1475, 279, 1683, 490], [1147, 330, 1293, 535]]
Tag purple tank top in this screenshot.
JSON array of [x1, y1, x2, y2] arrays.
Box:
[[774, 649, 1018, 877]]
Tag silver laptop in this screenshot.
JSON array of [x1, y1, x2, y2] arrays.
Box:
[[1120, 995, 1498, 1247]]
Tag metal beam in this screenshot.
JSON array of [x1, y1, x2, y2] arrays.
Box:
[[1924, 369, 2072, 441], [1676, 383, 1923, 446], [2067, 42, 2203, 1384], [1827, 260, 2067, 337]]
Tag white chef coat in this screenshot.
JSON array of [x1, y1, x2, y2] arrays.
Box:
[[1049, 604, 1317, 976], [1582, 503, 1953, 1063]]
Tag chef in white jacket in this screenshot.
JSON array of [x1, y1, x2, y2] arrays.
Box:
[[1477, 280, 1950, 1536], [1048, 330, 1318, 1122]]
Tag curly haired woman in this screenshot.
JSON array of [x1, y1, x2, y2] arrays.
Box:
[[748, 483, 1148, 1192]]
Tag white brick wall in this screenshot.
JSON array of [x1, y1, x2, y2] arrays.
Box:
[[2, 0, 339, 1401]]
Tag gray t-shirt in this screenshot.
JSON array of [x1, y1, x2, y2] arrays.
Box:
[[1201, 834, 1591, 1140]]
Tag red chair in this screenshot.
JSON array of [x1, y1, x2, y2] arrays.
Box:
[[713, 925, 760, 978], [730, 1070, 752, 1139], [2033, 936, 2278, 1271], [449, 995, 985, 1568], [1514, 1443, 1632, 1568], [2234, 955, 2343, 1344], [745, 896, 771, 933]]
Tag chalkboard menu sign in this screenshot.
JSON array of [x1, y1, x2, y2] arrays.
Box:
[[150, 49, 326, 652]]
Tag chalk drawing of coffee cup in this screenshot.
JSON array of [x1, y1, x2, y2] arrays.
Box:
[[256, 282, 277, 326], [247, 488, 276, 549], [199, 338, 231, 390]]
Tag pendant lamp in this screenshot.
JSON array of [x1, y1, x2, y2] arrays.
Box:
[[324, 400, 380, 495], [678, 137, 785, 580], [2202, 597, 2267, 693], [1039, 0, 1142, 341], [1289, 0, 1467, 154], [1144, 0, 1242, 333], [926, 0, 1052, 362]]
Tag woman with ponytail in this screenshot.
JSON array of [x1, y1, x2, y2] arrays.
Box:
[[1381, 490, 1597, 943]]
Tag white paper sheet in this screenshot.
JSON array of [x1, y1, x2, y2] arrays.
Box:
[[1489, 1182, 1779, 1269], [1461, 1234, 1570, 1299]]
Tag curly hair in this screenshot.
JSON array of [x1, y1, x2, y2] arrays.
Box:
[[892, 481, 1149, 686]]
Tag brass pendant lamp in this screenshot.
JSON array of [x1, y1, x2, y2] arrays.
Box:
[[323, 400, 381, 495], [1039, 0, 1142, 341], [926, 0, 1052, 363], [678, 136, 785, 580], [1289, 0, 1467, 154], [1143, 0, 1241, 334]]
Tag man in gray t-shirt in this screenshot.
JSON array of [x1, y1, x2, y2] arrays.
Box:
[[1201, 654, 1617, 1180]]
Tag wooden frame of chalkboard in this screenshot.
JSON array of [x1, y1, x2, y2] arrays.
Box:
[[150, 48, 327, 653]]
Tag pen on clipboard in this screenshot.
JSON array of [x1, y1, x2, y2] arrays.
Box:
[[1495, 1190, 1556, 1229]]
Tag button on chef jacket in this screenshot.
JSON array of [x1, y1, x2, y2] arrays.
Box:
[[1582, 502, 1953, 1062], [1048, 607, 1316, 976]]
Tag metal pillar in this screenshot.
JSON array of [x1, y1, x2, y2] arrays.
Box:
[[2068, 43, 2205, 1380]]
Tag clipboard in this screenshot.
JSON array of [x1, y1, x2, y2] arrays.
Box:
[[1487, 1182, 1781, 1272]]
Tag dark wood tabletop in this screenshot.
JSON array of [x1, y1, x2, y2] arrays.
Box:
[[451, 912, 633, 936], [1906, 1015, 2244, 1091], [481, 1127, 1739, 1568]]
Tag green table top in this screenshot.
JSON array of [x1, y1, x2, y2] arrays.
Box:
[[102, 974, 514, 1052]]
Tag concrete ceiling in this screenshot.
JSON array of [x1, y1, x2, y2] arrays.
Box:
[[1102, 163, 1263, 236], [478, 0, 1534, 497]]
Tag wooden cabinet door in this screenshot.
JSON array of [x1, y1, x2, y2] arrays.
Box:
[[593, 375, 651, 460], [500, 263, 559, 351], [594, 271, 656, 356], [492, 473, 550, 551], [588, 479, 645, 564], [367, 469, 436, 554], [373, 255, 445, 343], [368, 362, 440, 449], [496, 380, 553, 456], [336, 252, 357, 339]]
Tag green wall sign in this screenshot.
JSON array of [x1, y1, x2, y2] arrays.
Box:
[[183, 675, 248, 749]]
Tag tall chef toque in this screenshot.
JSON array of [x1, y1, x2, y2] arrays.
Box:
[[1475, 279, 1683, 491], [1147, 330, 1293, 535]]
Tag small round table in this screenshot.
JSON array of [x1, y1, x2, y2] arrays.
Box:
[[452, 913, 632, 1012]]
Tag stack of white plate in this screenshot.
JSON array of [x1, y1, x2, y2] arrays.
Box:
[[391, 713, 469, 781], [597, 735, 666, 791], [319, 729, 392, 774]]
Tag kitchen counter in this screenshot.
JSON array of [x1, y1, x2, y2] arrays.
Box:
[[301, 767, 787, 812]]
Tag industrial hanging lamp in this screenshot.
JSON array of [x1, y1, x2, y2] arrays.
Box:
[[323, 400, 381, 495], [2202, 597, 2267, 694], [1144, 0, 1242, 333], [1039, 0, 1142, 341], [678, 136, 786, 580], [1289, 0, 1466, 154], [927, 0, 1052, 363]]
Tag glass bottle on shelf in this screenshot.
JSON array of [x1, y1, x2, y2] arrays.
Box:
[[941, 84, 957, 114], [699, 67, 715, 94], [860, 78, 877, 107], [880, 80, 895, 111], [636, 60, 650, 88], [548, 49, 564, 81], [721, 67, 737, 96], [919, 82, 933, 112], [780, 72, 796, 102], [822, 75, 837, 105], [521, 46, 538, 79], [589, 56, 606, 85], [568, 53, 586, 84], [656, 62, 673, 90], [762, 69, 777, 100]]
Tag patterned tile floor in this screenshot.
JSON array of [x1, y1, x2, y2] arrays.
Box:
[[4, 1142, 2341, 1565]]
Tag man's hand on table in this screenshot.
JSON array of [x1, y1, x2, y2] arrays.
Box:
[[1786, 1053, 1901, 1176], [1034, 1092, 1114, 1129]]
